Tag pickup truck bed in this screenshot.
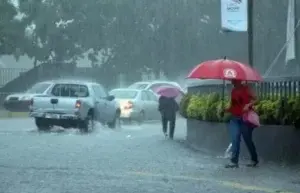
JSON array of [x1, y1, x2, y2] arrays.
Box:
[[30, 95, 82, 116], [29, 95, 91, 132]]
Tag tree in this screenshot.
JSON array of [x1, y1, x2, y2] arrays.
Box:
[[18, 0, 116, 66], [94, 0, 221, 79], [0, 0, 28, 58]]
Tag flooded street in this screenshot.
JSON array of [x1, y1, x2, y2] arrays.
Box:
[[0, 0, 299, 192], [0, 118, 299, 193]]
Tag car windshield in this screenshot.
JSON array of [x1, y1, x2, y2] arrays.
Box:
[[128, 83, 148, 89], [26, 83, 51, 93], [110, 90, 138, 99], [51, 84, 89, 97]]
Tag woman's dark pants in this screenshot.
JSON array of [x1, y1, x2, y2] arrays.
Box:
[[161, 112, 176, 138], [229, 116, 258, 164]]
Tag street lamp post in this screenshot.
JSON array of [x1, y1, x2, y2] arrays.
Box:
[[221, 0, 254, 66], [247, 0, 253, 67]]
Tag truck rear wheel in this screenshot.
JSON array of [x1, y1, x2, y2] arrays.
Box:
[[79, 112, 94, 133], [35, 118, 51, 131], [108, 110, 120, 129]]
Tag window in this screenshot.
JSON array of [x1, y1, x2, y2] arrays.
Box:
[[92, 85, 107, 98], [128, 83, 149, 89], [141, 91, 149, 101], [109, 90, 138, 99], [145, 91, 158, 101], [27, 83, 52, 94], [51, 84, 89, 97]]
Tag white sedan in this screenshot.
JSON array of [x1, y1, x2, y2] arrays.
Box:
[[109, 88, 160, 123], [128, 81, 186, 104]]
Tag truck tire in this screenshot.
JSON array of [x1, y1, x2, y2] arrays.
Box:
[[79, 112, 94, 133], [108, 110, 120, 129], [35, 118, 51, 131]]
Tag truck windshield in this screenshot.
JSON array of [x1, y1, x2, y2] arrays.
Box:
[[51, 84, 89, 97], [27, 83, 51, 93]]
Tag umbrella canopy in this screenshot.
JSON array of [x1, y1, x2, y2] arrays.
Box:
[[187, 58, 262, 82], [155, 86, 181, 98]]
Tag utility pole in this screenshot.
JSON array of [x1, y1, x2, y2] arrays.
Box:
[[247, 0, 254, 67]]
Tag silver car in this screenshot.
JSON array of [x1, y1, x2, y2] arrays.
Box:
[[109, 88, 160, 123], [128, 81, 186, 104], [128, 81, 184, 92], [3, 81, 54, 112], [29, 80, 120, 132]]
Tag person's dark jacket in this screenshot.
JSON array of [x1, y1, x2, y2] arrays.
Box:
[[158, 96, 179, 118]]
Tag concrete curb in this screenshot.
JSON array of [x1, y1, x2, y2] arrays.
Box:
[[186, 119, 300, 164]]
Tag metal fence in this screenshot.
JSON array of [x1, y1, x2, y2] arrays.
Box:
[[0, 68, 29, 87], [0, 67, 168, 111], [187, 76, 300, 100]]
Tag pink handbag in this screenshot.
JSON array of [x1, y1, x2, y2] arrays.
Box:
[[243, 110, 260, 128]]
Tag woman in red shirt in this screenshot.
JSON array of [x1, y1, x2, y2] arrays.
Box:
[[225, 80, 258, 168]]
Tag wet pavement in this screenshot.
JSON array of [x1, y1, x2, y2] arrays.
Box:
[[0, 118, 299, 193]]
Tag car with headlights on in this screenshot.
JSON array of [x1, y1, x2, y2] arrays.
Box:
[[3, 81, 54, 112], [128, 81, 186, 104], [109, 88, 160, 124]]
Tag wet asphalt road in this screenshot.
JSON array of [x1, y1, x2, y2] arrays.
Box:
[[0, 118, 299, 193]]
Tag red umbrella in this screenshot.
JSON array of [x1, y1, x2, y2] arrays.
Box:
[[187, 58, 262, 82]]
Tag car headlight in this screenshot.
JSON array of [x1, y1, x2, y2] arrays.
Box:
[[4, 96, 10, 101], [20, 96, 31, 100]]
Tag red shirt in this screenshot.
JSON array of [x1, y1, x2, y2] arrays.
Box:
[[228, 85, 253, 117]]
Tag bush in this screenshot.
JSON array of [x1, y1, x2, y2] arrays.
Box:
[[186, 94, 206, 120], [284, 96, 300, 129], [216, 98, 231, 122], [254, 99, 280, 125], [202, 93, 220, 122], [180, 93, 300, 129], [179, 94, 192, 118]]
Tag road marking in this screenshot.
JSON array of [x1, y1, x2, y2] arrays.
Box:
[[128, 171, 295, 193]]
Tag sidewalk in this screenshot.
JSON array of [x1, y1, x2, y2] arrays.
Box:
[[175, 119, 300, 192]]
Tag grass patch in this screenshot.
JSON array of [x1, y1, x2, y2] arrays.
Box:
[[0, 111, 28, 118]]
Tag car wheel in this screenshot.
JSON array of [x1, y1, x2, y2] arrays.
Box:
[[79, 113, 94, 133], [108, 110, 120, 129], [137, 111, 145, 125], [126, 118, 132, 124], [35, 118, 51, 131]]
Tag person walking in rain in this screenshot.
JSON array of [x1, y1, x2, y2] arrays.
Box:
[[225, 80, 259, 168], [158, 95, 179, 139]]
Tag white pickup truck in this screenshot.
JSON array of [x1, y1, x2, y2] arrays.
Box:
[[29, 80, 120, 132]]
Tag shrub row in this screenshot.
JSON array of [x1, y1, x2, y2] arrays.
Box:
[[179, 93, 300, 129]]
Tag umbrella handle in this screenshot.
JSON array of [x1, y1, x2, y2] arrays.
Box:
[[221, 79, 225, 118]]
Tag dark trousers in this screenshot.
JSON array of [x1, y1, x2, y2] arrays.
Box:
[[229, 116, 258, 164], [161, 112, 176, 138]]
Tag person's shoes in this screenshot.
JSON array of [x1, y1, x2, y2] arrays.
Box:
[[164, 132, 168, 138], [225, 162, 239, 168], [169, 136, 173, 140], [246, 161, 259, 167]]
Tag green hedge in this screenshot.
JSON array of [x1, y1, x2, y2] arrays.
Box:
[[179, 93, 300, 129]]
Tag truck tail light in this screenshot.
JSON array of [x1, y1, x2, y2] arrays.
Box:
[[124, 101, 133, 109], [75, 100, 81, 108]]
